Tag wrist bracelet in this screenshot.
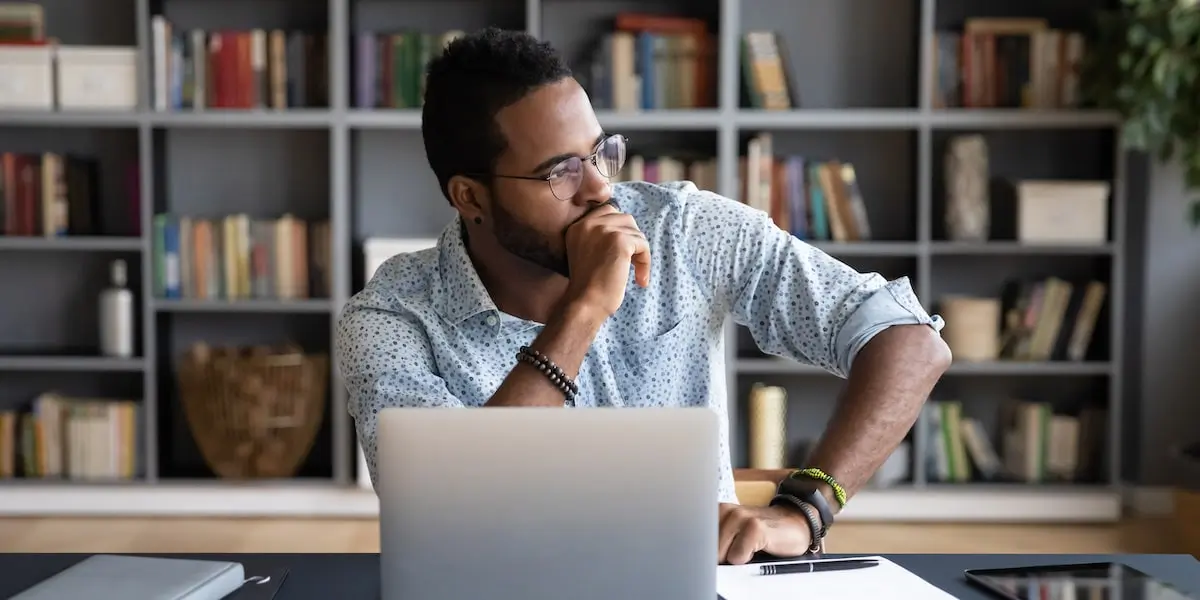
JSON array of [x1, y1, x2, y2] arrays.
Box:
[[793, 467, 848, 509], [517, 346, 578, 405], [770, 493, 827, 541], [518, 346, 578, 395], [771, 494, 824, 556]]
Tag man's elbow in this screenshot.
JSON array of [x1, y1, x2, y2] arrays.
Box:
[[891, 323, 952, 377], [918, 325, 953, 375], [855, 322, 953, 380]]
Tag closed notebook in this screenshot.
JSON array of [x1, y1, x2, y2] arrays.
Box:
[[9, 554, 246, 600]]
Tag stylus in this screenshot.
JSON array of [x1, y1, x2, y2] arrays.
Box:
[[759, 559, 880, 576]]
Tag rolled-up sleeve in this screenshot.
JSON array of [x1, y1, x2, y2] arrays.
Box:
[[676, 186, 943, 378], [835, 278, 946, 374]]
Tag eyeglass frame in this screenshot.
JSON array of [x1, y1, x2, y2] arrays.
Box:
[[464, 133, 629, 200]]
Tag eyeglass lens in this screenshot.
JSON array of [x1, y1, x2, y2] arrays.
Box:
[[548, 135, 627, 200]]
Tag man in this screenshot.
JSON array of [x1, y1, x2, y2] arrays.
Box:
[[336, 27, 951, 565]]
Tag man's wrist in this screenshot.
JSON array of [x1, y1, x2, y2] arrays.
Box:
[[766, 500, 824, 555], [817, 485, 841, 517], [768, 502, 817, 529], [770, 496, 825, 535], [775, 472, 837, 532], [557, 296, 609, 333]]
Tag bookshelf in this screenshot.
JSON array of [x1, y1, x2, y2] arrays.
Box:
[[0, 0, 1126, 522]]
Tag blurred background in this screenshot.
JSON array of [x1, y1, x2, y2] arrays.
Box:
[[0, 0, 1198, 557]]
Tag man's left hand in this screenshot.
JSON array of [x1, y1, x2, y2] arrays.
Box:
[[718, 503, 815, 565]]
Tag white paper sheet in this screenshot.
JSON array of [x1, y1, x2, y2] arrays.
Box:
[[717, 556, 958, 600]]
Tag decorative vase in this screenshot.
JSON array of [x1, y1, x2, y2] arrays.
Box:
[[939, 295, 1002, 361], [945, 134, 990, 241]]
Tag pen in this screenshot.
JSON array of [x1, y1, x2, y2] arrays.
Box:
[[759, 559, 880, 576]]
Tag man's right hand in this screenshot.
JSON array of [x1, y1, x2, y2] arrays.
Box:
[[485, 203, 648, 408], [562, 203, 651, 317]]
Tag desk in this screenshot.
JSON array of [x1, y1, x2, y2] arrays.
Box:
[[0, 553, 1197, 599]]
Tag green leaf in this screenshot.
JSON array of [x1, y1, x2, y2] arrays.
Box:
[[1159, 138, 1176, 161], [1153, 53, 1170, 84], [1088, 0, 1200, 233], [1130, 23, 1149, 44]]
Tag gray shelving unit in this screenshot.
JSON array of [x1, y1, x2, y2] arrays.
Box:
[[0, 0, 1125, 521]]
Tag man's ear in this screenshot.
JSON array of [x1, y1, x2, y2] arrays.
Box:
[[447, 175, 488, 222]]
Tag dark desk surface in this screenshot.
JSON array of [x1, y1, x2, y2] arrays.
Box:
[[0, 552, 1197, 599]]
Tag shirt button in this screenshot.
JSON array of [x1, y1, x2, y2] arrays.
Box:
[[486, 315, 498, 326]]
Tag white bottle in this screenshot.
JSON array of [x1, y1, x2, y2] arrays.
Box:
[[99, 258, 135, 358]]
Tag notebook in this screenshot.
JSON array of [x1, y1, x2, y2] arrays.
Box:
[[9, 554, 246, 600], [717, 555, 957, 600]]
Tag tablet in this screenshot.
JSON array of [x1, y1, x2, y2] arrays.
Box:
[[964, 562, 1197, 600]]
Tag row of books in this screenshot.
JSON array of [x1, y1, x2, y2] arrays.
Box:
[[583, 12, 717, 111], [996, 276, 1107, 363], [152, 213, 331, 301], [0, 1, 39, 41], [924, 399, 1106, 484], [739, 133, 872, 242], [0, 152, 125, 238], [149, 17, 329, 111], [741, 30, 794, 110], [609, 155, 718, 193], [932, 17, 1085, 109], [353, 30, 463, 109], [0, 392, 140, 481]]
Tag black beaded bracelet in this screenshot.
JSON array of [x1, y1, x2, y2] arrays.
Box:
[[516, 346, 578, 403], [516, 352, 576, 405], [518, 346, 578, 395]]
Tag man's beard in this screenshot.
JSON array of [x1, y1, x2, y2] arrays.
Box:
[[492, 199, 570, 278]]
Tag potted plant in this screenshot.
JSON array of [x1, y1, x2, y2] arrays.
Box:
[[1081, 0, 1200, 226]]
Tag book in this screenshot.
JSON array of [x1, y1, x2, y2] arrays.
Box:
[[9, 554, 245, 599]]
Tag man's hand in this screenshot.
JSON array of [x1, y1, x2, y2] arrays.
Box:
[[562, 203, 652, 317], [718, 503, 815, 565]]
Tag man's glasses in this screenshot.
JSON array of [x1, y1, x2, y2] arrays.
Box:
[[485, 134, 628, 200]]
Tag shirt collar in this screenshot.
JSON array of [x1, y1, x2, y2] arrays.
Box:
[[432, 215, 498, 324]]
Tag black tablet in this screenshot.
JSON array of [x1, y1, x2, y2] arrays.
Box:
[[964, 561, 1197, 600]]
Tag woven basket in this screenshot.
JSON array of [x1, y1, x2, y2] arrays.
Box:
[[177, 342, 329, 479]]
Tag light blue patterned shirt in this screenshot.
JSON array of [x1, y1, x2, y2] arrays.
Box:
[[336, 181, 942, 502]]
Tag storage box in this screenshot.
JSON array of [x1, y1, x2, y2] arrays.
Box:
[[1016, 180, 1111, 245], [55, 45, 138, 110], [0, 44, 54, 110]]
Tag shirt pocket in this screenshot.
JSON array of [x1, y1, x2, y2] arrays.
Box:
[[609, 316, 699, 407]]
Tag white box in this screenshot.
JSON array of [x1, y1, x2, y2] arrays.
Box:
[[0, 44, 54, 110], [1016, 180, 1111, 245], [55, 45, 138, 110]]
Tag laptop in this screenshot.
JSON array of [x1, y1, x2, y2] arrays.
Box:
[[376, 406, 720, 600]]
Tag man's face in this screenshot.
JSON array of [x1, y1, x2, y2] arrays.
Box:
[[485, 77, 613, 277]]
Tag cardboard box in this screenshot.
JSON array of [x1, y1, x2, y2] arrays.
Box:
[[56, 45, 138, 110], [0, 44, 54, 109], [1017, 180, 1111, 245]]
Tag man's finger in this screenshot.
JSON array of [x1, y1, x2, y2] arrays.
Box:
[[717, 509, 745, 564], [627, 233, 651, 287], [569, 203, 620, 232], [726, 518, 764, 565], [612, 224, 644, 237]]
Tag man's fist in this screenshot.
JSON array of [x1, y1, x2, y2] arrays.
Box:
[[718, 503, 816, 565], [562, 203, 651, 317]]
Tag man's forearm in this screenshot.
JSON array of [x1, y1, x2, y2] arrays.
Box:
[[485, 300, 607, 407], [803, 323, 951, 511]]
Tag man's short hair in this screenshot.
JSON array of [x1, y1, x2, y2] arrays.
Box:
[[422, 27, 574, 204]]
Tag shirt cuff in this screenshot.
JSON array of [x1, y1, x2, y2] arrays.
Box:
[[835, 276, 943, 376]]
